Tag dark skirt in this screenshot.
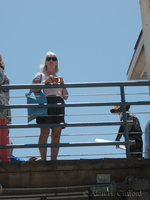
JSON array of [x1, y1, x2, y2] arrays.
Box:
[[36, 96, 65, 129]]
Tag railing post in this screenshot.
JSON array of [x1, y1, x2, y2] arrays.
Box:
[[120, 85, 131, 158]]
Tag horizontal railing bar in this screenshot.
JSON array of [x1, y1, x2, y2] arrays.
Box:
[[8, 131, 141, 138], [0, 102, 122, 109], [8, 92, 150, 99], [7, 111, 150, 119], [0, 101, 150, 109], [0, 80, 150, 90], [0, 121, 133, 129], [126, 101, 150, 106], [0, 141, 135, 149]]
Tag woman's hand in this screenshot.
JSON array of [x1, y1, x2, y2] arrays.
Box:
[[58, 76, 64, 84], [45, 76, 65, 84], [45, 75, 53, 84]]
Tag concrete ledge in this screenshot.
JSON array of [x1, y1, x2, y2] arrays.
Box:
[[0, 158, 149, 196]]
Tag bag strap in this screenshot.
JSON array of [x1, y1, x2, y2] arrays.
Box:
[[30, 73, 42, 93], [39, 73, 42, 83], [37, 73, 42, 93]]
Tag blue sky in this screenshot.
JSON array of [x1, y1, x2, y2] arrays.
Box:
[[1, 0, 148, 160]]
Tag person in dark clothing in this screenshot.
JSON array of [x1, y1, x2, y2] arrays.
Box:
[[110, 105, 143, 158]]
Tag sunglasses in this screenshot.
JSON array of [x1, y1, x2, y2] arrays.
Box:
[[46, 57, 57, 61]]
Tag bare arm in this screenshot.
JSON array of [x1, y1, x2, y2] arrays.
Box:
[[62, 88, 69, 100], [58, 76, 69, 100]]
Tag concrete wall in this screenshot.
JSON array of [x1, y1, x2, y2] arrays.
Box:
[[0, 158, 150, 199]]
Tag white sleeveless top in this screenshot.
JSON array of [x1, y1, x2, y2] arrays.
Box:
[[33, 72, 63, 98]]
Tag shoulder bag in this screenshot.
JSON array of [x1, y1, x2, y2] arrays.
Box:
[[26, 73, 47, 122]]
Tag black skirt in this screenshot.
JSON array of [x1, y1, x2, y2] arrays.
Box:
[[36, 96, 65, 129]]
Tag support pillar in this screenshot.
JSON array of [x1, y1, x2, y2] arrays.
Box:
[[139, 0, 150, 86]]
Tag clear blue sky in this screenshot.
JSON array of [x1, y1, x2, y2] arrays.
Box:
[[1, 0, 148, 160]]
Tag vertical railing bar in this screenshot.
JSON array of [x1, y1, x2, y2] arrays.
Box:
[[120, 85, 130, 158]]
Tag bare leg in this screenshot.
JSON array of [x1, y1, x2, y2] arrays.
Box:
[[39, 127, 50, 160], [51, 127, 62, 160]]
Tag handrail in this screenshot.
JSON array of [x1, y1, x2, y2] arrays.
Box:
[[0, 101, 149, 109], [0, 80, 150, 90], [0, 141, 135, 149], [0, 121, 133, 129]]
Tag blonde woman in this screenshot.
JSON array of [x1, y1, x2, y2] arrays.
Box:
[[31, 51, 68, 160]]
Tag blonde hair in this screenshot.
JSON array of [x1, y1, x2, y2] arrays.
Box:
[[40, 51, 59, 74]]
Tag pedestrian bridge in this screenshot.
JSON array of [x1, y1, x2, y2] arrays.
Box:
[[0, 80, 150, 199]]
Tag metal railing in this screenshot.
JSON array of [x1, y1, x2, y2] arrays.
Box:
[[0, 80, 150, 160]]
